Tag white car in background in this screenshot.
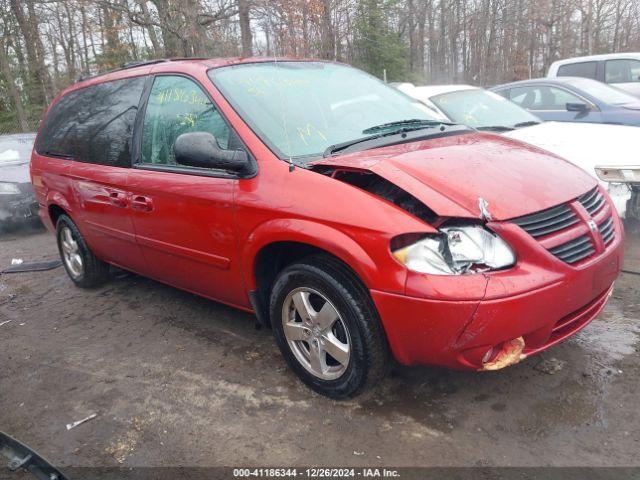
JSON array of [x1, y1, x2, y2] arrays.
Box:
[[548, 53, 640, 98], [395, 83, 640, 227]]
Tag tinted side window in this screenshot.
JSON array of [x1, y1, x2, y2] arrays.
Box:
[[36, 77, 146, 167], [605, 59, 640, 83], [36, 90, 83, 159], [141, 75, 231, 166], [557, 62, 597, 79]]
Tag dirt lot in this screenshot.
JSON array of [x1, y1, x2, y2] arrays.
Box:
[[1, 226, 639, 469]]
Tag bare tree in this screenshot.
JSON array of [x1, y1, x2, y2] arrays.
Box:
[[2, 0, 640, 134]]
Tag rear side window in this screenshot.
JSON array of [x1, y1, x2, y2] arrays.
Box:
[[36, 77, 146, 167], [557, 62, 597, 79], [605, 59, 640, 83]]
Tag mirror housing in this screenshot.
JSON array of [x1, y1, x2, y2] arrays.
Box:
[[566, 102, 589, 113], [174, 132, 248, 172]]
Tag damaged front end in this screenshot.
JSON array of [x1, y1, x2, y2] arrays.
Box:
[[479, 337, 527, 371], [596, 166, 640, 227], [310, 167, 439, 225], [311, 165, 516, 277], [0, 182, 39, 228]]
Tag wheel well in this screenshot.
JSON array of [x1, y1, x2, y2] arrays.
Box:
[[252, 242, 361, 327], [48, 204, 67, 227]]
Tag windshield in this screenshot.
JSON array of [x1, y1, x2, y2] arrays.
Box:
[[431, 89, 540, 129], [209, 62, 438, 160], [566, 78, 639, 105], [0, 135, 35, 166]]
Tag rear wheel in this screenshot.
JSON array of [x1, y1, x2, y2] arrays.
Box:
[[56, 214, 109, 288], [270, 256, 389, 398]]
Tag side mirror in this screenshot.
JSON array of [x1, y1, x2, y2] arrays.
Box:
[[566, 102, 589, 113], [174, 132, 248, 172]]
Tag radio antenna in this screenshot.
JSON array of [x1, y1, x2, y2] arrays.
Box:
[[273, 50, 295, 171]]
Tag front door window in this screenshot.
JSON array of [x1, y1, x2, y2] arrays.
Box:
[[141, 75, 231, 166]]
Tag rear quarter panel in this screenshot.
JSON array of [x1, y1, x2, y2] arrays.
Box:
[[30, 153, 74, 231]]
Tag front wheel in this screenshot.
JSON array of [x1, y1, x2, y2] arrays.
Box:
[[270, 256, 389, 398]]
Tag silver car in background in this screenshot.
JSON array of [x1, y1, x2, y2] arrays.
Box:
[[0, 133, 40, 231]]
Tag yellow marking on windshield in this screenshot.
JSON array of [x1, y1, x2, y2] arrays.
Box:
[[234, 75, 311, 96], [296, 123, 327, 145]]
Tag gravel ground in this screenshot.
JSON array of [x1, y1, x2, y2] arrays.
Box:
[[0, 226, 639, 469]]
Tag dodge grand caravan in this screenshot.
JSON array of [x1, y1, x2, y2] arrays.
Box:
[[31, 58, 624, 398]]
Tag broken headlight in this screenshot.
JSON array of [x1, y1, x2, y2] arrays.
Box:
[[392, 225, 515, 275], [0, 182, 20, 195]]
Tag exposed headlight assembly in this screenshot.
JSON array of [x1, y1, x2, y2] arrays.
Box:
[[392, 224, 516, 275], [595, 166, 640, 184], [0, 182, 20, 195]]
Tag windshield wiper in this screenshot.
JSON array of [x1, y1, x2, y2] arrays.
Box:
[[513, 121, 541, 128], [476, 125, 515, 132], [324, 122, 459, 157], [362, 119, 454, 135]]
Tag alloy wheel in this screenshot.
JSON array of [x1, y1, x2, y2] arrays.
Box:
[[60, 226, 83, 278], [281, 287, 351, 380]]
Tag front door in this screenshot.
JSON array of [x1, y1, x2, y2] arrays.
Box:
[[128, 74, 247, 307]]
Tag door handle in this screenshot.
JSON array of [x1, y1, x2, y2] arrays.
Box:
[[131, 195, 153, 212], [108, 191, 128, 208]]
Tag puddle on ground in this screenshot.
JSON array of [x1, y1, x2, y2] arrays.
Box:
[[572, 299, 640, 363]]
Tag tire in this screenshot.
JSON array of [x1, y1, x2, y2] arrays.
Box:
[[270, 255, 389, 398], [56, 214, 109, 288]]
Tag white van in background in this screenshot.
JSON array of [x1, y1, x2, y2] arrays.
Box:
[[548, 53, 640, 98]]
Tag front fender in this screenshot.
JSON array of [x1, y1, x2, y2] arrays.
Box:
[[241, 218, 395, 292]]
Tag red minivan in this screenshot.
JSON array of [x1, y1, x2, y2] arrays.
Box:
[[31, 58, 624, 398]]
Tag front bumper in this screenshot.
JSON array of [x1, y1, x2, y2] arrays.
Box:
[[0, 182, 39, 226], [372, 197, 624, 370], [0, 197, 39, 225]]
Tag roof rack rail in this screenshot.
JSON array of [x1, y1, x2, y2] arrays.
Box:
[[76, 58, 173, 83], [121, 59, 170, 69]]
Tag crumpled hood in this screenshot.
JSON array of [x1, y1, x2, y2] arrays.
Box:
[[504, 121, 640, 184], [312, 132, 596, 221]]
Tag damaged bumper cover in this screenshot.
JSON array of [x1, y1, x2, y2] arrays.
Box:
[[0, 183, 39, 226], [595, 166, 640, 221], [604, 183, 638, 221], [371, 214, 624, 370]]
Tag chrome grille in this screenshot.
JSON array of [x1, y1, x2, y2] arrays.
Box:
[[512, 204, 578, 238], [579, 187, 605, 216], [548, 234, 596, 264], [599, 216, 615, 245]]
